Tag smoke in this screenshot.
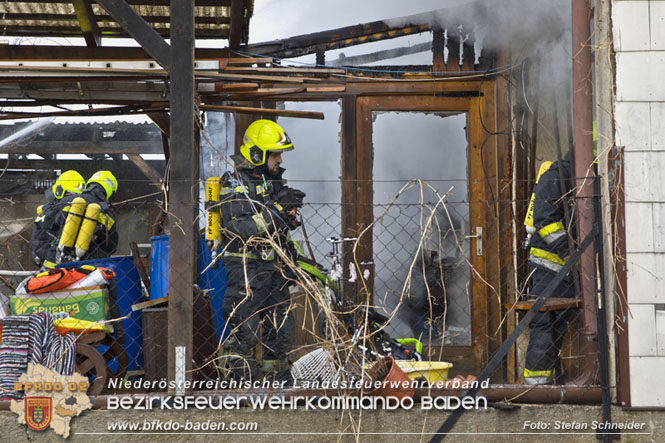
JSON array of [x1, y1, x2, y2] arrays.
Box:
[[383, 0, 571, 56]]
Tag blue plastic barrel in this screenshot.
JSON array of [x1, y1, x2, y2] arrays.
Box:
[[60, 256, 144, 372], [149, 235, 228, 342]]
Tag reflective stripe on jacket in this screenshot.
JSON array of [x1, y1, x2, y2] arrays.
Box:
[[528, 159, 573, 271]]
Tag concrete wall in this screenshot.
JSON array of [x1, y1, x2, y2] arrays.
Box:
[[613, 0, 665, 407]]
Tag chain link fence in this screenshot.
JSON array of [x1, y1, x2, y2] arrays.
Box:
[[0, 172, 604, 397]]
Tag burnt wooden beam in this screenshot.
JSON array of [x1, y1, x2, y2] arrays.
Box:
[[72, 0, 102, 47], [95, 0, 171, 70], [127, 153, 163, 184], [447, 32, 461, 71], [228, 0, 244, 48], [0, 45, 232, 61], [246, 24, 430, 59], [330, 41, 431, 66], [0, 104, 167, 121], [244, 4, 487, 59], [146, 111, 170, 136], [167, 0, 196, 393], [200, 104, 324, 120], [432, 30, 445, 73], [341, 95, 358, 302]]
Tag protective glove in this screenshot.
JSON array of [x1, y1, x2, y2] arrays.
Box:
[[98, 202, 111, 213], [267, 200, 300, 230], [275, 186, 306, 212]]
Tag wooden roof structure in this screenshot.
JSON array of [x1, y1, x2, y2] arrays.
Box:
[[0, 0, 253, 46]]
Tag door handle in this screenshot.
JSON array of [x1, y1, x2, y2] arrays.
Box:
[[465, 227, 483, 256]]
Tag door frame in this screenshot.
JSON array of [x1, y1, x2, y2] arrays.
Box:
[[350, 94, 489, 373]]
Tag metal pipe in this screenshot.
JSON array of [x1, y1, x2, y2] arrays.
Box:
[[569, 0, 598, 386]]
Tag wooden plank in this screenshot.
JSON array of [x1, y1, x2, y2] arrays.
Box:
[[95, 0, 171, 70], [129, 241, 151, 293], [222, 87, 306, 100], [480, 80, 501, 379], [432, 31, 445, 73], [0, 105, 167, 121], [447, 34, 461, 72], [462, 34, 476, 72], [345, 80, 483, 96], [228, 0, 245, 48], [355, 96, 374, 304], [495, 61, 513, 382], [200, 104, 324, 120], [505, 298, 583, 312], [146, 111, 170, 136], [167, 0, 195, 392], [72, 0, 102, 47], [220, 66, 346, 75], [224, 58, 274, 65], [199, 71, 321, 84], [305, 86, 346, 93], [341, 95, 358, 303], [127, 153, 163, 183], [213, 82, 260, 92], [468, 95, 488, 373], [330, 42, 431, 67], [0, 45, 234, 61]]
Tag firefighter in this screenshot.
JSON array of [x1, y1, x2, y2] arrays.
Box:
[[33, 170, 119, 268], [523, 153, 577, 385], [30, 170, 85, 268], [214, 119, 305, 381], [72, 170, 119, 261]]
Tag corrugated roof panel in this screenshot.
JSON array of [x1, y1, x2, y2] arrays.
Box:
[[0, 1, 248, 41]]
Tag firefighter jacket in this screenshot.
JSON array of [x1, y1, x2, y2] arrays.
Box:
[[528, 158, 574, 273], [30, 198, 65, 267], [218, 154, 290, 261], [30, 185, 118, 267]]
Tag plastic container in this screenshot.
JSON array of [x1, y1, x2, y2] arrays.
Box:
[[60, 256, 144, 372], [395, 360, 453, 383], [149, 235, 228, 342]]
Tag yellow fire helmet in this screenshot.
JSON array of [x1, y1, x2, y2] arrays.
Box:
[[52, 170, 85, 200], [87, 170, 118, 200], [240, 120, 294, 166]]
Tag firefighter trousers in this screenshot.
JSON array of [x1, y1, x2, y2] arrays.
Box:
[[221, 257, 294, 380], [525, 265, 577, 377]]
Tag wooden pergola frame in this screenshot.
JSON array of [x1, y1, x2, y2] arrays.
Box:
[[0, 2, 523, 386]]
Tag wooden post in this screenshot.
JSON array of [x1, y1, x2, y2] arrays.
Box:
[[167, 0, 196, 394], [341, 95, 358, 303]]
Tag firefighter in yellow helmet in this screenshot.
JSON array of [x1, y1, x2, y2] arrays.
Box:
[[30, 170, 85, 268], [214, 120, 305, 381], [32, 170, 119, 268], [71, 170, 119, 261]]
